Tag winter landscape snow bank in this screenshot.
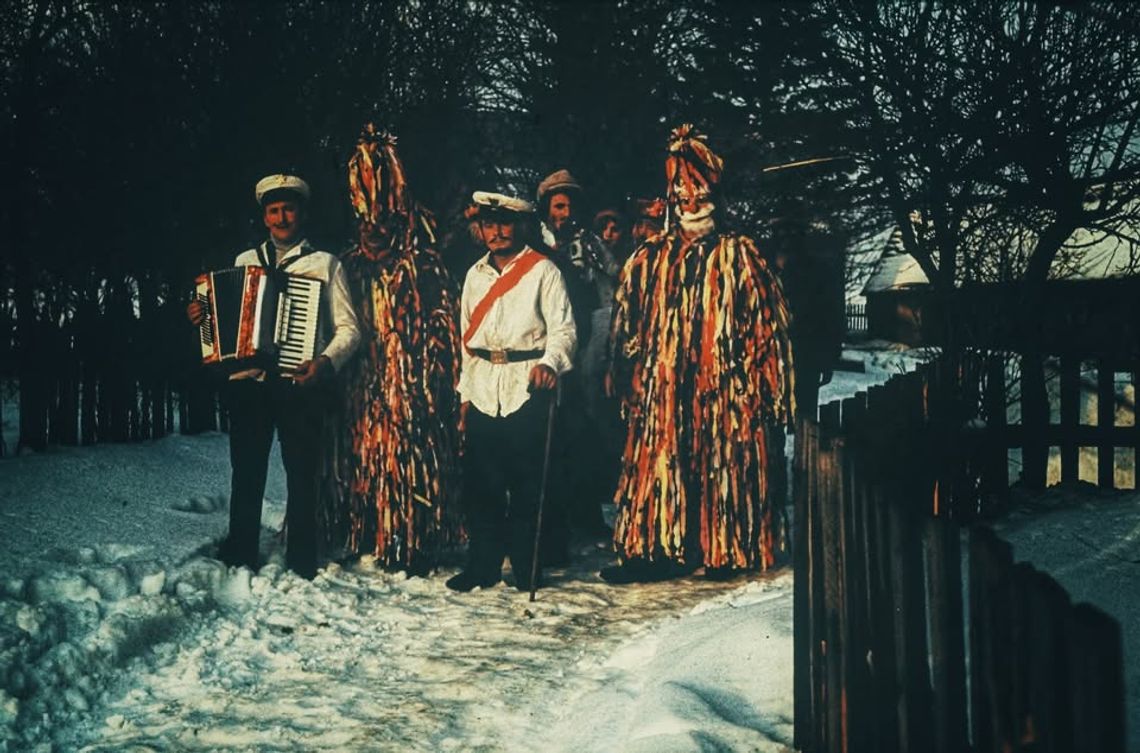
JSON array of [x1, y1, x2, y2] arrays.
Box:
[[0, 413, 797, 752], [0, 344, 938, 752]]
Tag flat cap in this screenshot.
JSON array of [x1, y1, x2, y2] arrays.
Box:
[[472, 190, 534, 215], [255, 174, 311, 205], [536, 169, 582, 205]]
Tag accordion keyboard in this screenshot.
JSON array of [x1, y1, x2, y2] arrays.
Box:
[[275, 276, 323, 373]]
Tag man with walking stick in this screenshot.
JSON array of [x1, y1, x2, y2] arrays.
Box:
[[446, 190, 577, 593]]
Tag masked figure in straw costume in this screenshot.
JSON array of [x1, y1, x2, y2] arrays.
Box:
[[326, 123, 462, 575], [603, 124, 795, 583]]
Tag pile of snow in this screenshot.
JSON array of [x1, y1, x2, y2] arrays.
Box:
[[0, 421, 799, 752], [0, 348, 934, 751], [0, 430, 289, 751]]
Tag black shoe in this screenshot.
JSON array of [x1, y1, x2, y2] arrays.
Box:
[[575, 521, 614, 541], [539, 545, 570, 568], [289, 561, 317, 581], [405, 557, 433, 579], [600, 559, 692, 584], [216, 537, 258, 570], [445, 570, 501, 592], [703, 566, 747, 582]]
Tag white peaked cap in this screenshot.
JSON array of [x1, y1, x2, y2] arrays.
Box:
[[471, 190, 534, 214], [254, 174, 311, 204]]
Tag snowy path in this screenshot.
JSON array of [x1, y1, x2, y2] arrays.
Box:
[[1, 350, 925, 751], [0, 428, 794, 752], [77, 552, 792, 752]]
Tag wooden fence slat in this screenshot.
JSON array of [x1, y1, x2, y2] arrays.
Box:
[[810, 421, 829, 753], [1069, 603, 1126, 753], [842, 393, 874, 752], [1060, 356, 1080, 484], [1017, 567, 1074, 753], [820, 398, 848, 747], [1134, 367, 1139, 491], [865, 385, 901, 753], [925, 517, 967, 753], [969, 527, 1017, 752], [1098, 359, 1115, 489], [980, 353, 1007, 498], [793, 418, 816, 752]]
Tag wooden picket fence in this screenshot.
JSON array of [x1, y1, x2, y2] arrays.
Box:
[[793, 361, 1126, 753], [845, 302, 868, 339], [985, 354, 1138, 491]]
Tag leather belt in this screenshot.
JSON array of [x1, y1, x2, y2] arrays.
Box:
[[470, 348, 544, 365]]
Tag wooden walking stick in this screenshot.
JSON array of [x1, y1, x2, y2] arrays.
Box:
[[529, 388, 559, 602]]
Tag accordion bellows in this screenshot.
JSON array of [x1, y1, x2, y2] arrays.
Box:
[[196, 266, 323, 374]]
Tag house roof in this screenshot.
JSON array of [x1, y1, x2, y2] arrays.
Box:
[[856, 214, 1140, 295], [861, 226, 929, 294]]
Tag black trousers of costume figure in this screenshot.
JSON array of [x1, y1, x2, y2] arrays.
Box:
[[461, 394, 552, 586], [223, 378, 324, 578]]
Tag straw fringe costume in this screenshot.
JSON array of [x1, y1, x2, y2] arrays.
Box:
[[609, 125, 795, 572], [326, 125, 462, 569]]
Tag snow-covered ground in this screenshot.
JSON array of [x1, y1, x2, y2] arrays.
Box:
[[4, 344, 1134, 751], [994, 485, 1140, 750], [0, 403, 796, 751]]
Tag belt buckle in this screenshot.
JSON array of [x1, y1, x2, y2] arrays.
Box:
[[489, 349, 509, 365]]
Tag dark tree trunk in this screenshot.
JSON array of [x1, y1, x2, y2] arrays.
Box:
[[78, 294, 100, 444], [53, 320, 80, 446], [15, 291, 48, 452]]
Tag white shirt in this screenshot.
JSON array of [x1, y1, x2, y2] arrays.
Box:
[[458, 246, 577, 417], [231, 239, 361, 379]]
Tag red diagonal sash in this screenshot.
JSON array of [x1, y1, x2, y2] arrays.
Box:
[[463, 249, 545, 353]]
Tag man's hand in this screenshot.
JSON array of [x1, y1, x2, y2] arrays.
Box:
[[459, 401, 470, 435], [528, 364, 557, 392], [293, 356, 333, 387], [604, 371, 615, 399], [187, 300, 205, 326]]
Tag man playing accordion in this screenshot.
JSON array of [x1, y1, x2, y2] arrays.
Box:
[[187, 174, 360, 579]]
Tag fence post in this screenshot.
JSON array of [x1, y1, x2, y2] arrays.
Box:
[[888, 374, 934, 753], [1070, 603, 1125, 753], [817, 402, 844, 751], [969, 527, 1017, 752], [793, 416, 818, 752], [1014, 566, 1074, 753], [865, 384, 900, 753], [925, 516, 967, 753], [842, 392, 874, 752]]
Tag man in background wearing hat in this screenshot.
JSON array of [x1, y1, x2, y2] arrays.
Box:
[[630, 197, 666, 247], [593, 208, 631, 268], [447, 190, 577, 593], [604, 125, 795, 583], [535, 169, 617, 545], [187, 174, 360, 579]]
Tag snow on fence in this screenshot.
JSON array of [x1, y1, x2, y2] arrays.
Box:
[[793, 362, 1127, 752]]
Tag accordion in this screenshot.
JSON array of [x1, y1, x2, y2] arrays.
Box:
[[195, 266, 324, 375]]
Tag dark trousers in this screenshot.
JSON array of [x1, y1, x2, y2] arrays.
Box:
[[224, 378, 324, 578], [461, 395, 552, 585], [549, 372, 609, 536]]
